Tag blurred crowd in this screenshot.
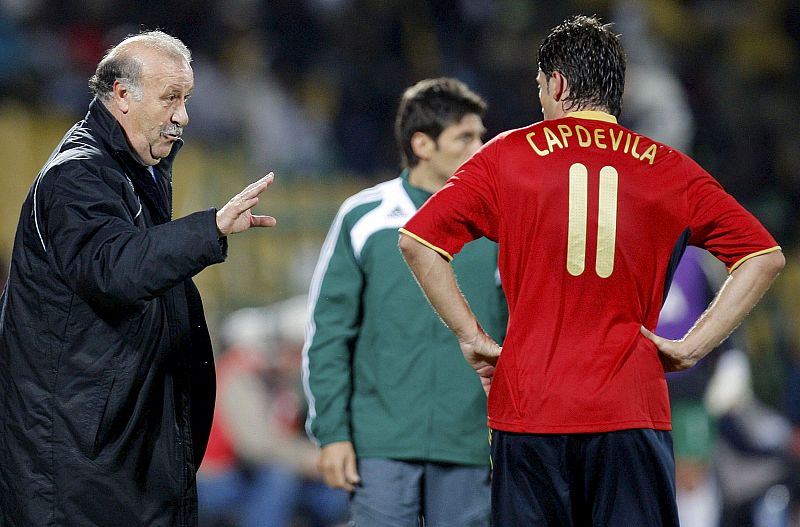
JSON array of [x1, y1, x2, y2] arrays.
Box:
[[1, 0, 799, 526], [199, 297, 348, 526], [0, 0, 797, 240]]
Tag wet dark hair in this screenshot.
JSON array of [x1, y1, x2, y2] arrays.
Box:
[[538, 15, 626, 117], [395, 77, 487, 169]]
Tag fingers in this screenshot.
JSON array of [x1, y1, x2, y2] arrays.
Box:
[[479, 372, 493, 396], [234, 196, 260, 214], [318, 453, 342, 490], [472, 362, 495, 397], [249, 215, 277, 228], [217, 173, 277, 236], [477, 338, 501, 366], [319, 443, 359, 492], [320, 462, 348, 491], [227, 174, 274, 215], [640, 326, 691, 372], [240, 172, 274, 200], [481, 379, 492, 396], [463, 332, 501, 363], [344, 452, 361, 488], [660, 355, 678, 373]]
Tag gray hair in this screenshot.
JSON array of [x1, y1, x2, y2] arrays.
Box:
[[88, 30, 191, 102]]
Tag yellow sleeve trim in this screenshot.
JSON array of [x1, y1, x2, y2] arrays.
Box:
[[398, 228, 454, 262], [729, 246, 782, 273]]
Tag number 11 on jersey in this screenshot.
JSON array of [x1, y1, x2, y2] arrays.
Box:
[[566, 163, 618, 278]]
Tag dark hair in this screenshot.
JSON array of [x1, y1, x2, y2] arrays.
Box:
[[395, 77, 487, 169], [538, 15, 626, 117], [89, 30, 191, 102]]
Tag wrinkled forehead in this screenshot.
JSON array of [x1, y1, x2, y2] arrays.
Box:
[[138, 49, 194, 89], [135, 45, 190, 72]]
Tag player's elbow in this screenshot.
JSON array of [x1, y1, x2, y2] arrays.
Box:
[[764, 249, 786, 278], [742, 249, 786, 280], [398, 232, 418, 261]]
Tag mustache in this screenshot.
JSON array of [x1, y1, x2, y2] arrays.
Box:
[[160, 124, 183, 138]]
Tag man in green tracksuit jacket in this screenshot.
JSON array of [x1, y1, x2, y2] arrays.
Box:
[[302, 78, 507, 527]]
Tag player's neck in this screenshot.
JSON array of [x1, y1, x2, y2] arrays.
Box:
[[407, 165, 446, 194]]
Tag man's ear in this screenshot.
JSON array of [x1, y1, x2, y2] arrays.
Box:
[[410, 131, 435, 162], [111, 80, 131, 113], [549, 71, 569, 103]]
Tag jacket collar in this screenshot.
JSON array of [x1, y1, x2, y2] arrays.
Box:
[[85, 98, 180, 223], [400, 169, 433, 209], [85, 97, 184, 176]]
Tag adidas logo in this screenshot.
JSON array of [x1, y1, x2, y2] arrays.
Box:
[[387, 206, 407, 218]]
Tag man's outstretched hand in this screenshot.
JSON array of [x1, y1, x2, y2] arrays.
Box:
[[216, 173, 278, 236]]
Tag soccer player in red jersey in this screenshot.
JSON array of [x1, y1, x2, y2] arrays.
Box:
[[399, 15, 785, 526]]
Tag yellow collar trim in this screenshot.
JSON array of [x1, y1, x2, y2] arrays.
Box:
[[565, 111, 617, 124]]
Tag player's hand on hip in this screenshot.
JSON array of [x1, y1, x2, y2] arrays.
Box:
[[640, 326, 696, 372], [459, 329, 501, 396], [318, 441, 361, 492], [216, 173, 277, 236]]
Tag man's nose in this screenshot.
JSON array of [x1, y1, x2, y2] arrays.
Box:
[[173, 100, 189, 127]]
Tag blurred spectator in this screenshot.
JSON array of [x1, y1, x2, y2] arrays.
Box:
[[198, 296, 348, 527], [0, 0, 796, 234], [613, 0, 694, 152], [705, 349, 795, 527], [219, 29, 337, 176], [747, 250, 800, 525]]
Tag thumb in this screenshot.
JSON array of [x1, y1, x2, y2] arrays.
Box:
[[640, 325, 666, 351], [249, 215, 278, 228], [485, 341, 502, 359], [640, 325, 656, 341]]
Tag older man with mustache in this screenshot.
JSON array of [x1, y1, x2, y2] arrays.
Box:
[[0, 30, 276, 527]]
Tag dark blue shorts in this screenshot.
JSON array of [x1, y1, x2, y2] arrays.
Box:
[[490, 428, 679, 526]]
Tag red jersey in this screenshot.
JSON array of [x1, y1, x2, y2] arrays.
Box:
[[401, 111, 780, 434]]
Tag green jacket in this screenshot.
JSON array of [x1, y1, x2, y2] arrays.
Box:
[[302, 172, 507, 465]]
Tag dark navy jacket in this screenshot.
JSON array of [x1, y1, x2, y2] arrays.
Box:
[[0, 98, 225, 526]]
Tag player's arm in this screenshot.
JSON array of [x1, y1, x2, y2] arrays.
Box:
[[399, 232, 500, 395], [642, 249, 784, 371]]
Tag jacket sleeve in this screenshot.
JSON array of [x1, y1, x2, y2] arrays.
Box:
[[42, 163, 226, 310], [302, 206, 364, 447]]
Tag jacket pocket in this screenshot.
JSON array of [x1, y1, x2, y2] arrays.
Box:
[[83, 370, 116, 459]]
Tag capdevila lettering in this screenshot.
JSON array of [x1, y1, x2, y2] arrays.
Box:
[[527, 124, 657, 165]]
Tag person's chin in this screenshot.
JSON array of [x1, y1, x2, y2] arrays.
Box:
[[152, 144, 174, 161]]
